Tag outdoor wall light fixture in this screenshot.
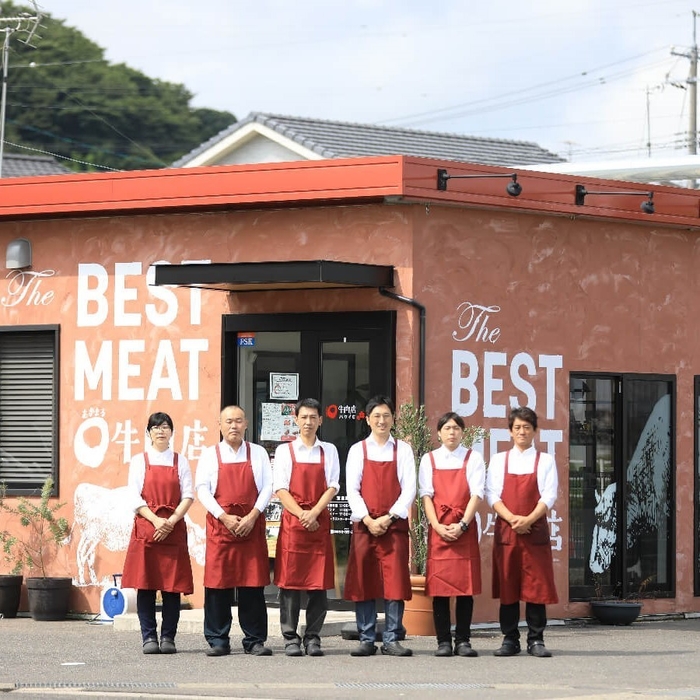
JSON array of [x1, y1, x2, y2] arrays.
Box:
[[436, 168, 522, 197], [575, 185, 655, 214], [5, 237, 32, 269]]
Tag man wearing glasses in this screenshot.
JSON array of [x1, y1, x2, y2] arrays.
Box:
[[344, 395, 416, 657], [196, 405, 273, 657]]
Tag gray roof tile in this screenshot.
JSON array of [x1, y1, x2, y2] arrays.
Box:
[[173, 112, 565, 168], [2, 153, 72, 178]]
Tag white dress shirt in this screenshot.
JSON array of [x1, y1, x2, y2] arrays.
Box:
[[485, 445, 558, 511], [272, 437, 341, 494], [345, 434, 417, 521], [418, 444, 485, 500], [126, 446, 194, 513], [195, 440, 273, 518]]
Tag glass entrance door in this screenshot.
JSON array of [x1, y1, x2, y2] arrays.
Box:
[[222, 311, 395, 606]]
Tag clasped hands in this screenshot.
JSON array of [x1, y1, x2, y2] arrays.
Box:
[[297, 509, 320, 532], [152, 516, 175, 542], [508, 514, 532, 535], [219, 511, 257, 537], [363, 514, 394, 538], [434, 522, 465, 542]]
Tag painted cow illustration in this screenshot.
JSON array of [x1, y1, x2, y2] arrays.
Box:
[[588, 394, 671, 575], [71, 482, 206, 586]]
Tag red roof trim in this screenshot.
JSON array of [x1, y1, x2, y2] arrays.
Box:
[[0, 155, 698, 226]]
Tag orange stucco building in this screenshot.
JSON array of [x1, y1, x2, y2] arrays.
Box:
[[0, 155, 697, 622]]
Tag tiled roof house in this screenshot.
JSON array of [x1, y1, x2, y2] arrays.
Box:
[[173, 112, 566, 168]]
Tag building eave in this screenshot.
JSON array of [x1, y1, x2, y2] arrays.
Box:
[[0, 156, 699, 228]]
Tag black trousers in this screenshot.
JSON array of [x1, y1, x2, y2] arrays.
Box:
[[432, 595, 474, 645], [279, 588, 328, 646], [136, 589, 180, 643], [204, 586, 268, 652], [499, 601, 547, 645]]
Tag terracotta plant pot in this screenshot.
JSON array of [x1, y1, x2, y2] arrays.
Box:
[[590, 600, 642, 626], [402, 574, 435, 636]]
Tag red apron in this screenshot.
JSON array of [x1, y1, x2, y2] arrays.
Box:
[[492, 451, 558, 605], [425, 450, 481, 597], [121, 453, 194, 594], [273, 443, 334, 590], [344, 440, 411, 602], [203, 443, 269, 589]]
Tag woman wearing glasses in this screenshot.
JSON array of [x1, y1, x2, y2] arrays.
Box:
[[122, 412, 194, 655]]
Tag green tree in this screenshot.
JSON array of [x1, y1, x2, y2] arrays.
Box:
[[0, 1, 236, 171]]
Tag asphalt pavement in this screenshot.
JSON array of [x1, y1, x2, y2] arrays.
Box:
[[1, 610, 700, 699]]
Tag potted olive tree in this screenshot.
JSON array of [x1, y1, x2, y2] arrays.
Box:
[[0, 477, 71, 620]]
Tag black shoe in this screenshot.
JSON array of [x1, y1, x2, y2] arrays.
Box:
[[380, 641, 413, 657], [205, 645, 231, 657], [494, 641, 521, 657], [160, 637, 177, 654], [527, 641, 552, 658], [455, 641, 478, 657], [350, 641, 377, 657], [434, 642, 453, 657], [305, 642, 324, 657], [285, 642, 303, 657], [142, 638, 160, 655], [246, 643, 273, 656]]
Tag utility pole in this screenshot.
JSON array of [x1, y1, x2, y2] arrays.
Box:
[[671, 12, 699, 155], [690, 12, 698, 155], [0, 2, 43, 178]]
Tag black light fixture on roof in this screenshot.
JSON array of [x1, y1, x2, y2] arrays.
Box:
[[575, 185, 655, 214], [437, 168, 522, 197]]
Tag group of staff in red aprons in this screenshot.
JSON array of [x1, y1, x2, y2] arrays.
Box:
[[347, 399, 558, 659], [122, 401, 557, 659]]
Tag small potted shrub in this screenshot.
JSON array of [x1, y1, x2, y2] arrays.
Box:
[[0, 477, 71, 620], [589, 574, 652, 625]]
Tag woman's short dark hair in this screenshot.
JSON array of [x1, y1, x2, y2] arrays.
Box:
[[147, 412, 174, 432], [437, 411, 465, 432], [366, 395, 395, 416], [508, 406, 538, 431]]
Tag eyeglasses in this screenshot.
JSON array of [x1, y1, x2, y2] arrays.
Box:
[[151, 425, 172, 433]]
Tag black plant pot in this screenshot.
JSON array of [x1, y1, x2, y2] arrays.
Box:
[[590, 600, 642, 626], [0, 574, 23, 618], [26, 577, 72, 621]]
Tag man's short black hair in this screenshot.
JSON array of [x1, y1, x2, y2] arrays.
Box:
[[295, 397, 321, 415], [366, 395, 395, 416], [508, 406, 538, 431]]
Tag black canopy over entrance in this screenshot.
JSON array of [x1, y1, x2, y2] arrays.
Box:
[[153, 259, 394, 292]]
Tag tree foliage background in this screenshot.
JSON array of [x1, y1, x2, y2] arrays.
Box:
[[0, 1, 236, 171]]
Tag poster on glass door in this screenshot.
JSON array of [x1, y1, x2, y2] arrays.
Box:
[[260, 402, 299, 442]]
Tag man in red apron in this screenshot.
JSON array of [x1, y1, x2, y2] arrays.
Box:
[[195, 405, 273, 657], [344, 395, 416, 657], [273, 398, 340, 657], [486, 406, 558, 658]]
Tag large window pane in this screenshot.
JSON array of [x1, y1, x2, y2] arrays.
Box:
[[623, 379, 673, 596], [569, 373, 674, 599]]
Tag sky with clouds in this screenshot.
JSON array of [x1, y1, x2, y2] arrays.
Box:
[[33, 0, 700, 162]]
